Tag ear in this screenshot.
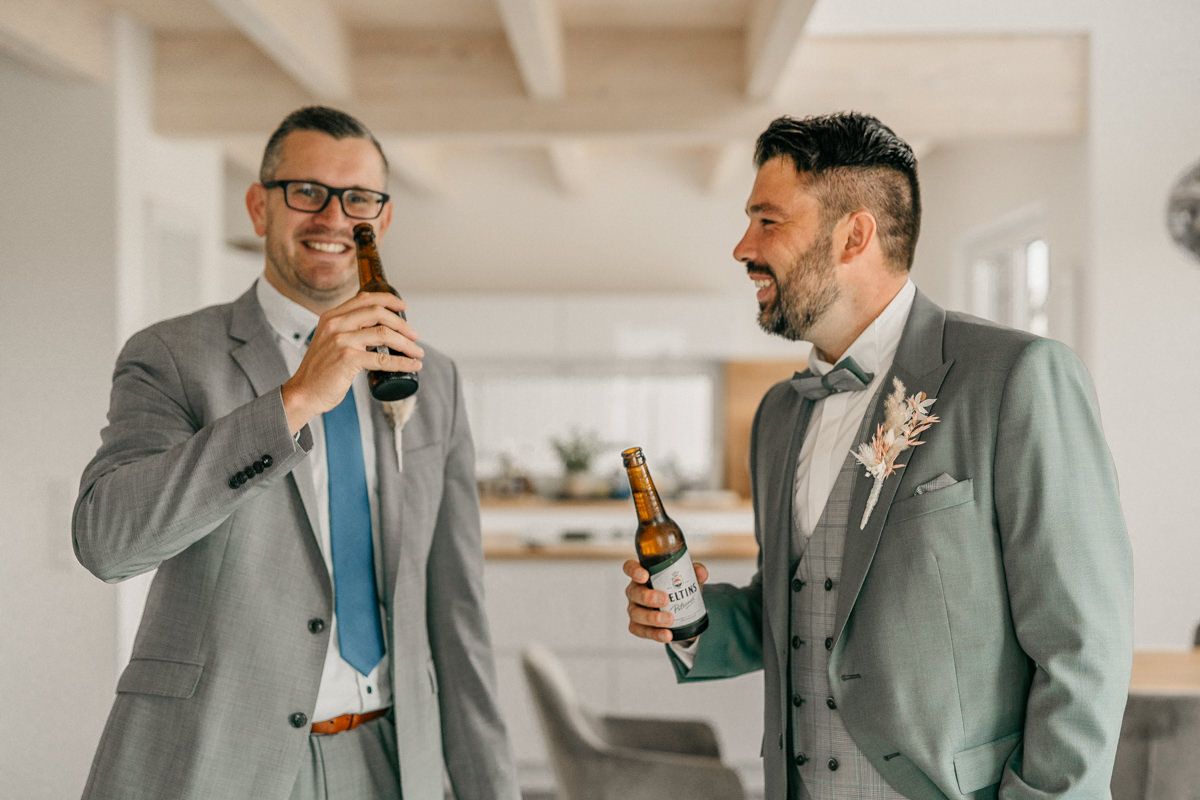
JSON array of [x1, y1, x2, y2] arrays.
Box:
[[246, 183, 268, 237], [838, 210, 876, 264], [373, 200, 395, 239]]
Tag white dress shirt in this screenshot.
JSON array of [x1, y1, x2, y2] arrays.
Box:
[[256, 278, 392, 721], [672, 280, 916, 665], [792, 280, 916, 536]]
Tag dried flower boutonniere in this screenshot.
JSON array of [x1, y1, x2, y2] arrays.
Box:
[[850, 377, 939, 529], [381, 396, 417, 471]]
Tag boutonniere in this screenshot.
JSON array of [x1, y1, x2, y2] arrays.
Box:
[[850, 377, 939, 529], [381, 396, 417, 471]]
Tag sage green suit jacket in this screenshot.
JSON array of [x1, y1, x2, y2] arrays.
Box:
[[74, 285, 519, 800], [677, 290, 1132, 799]]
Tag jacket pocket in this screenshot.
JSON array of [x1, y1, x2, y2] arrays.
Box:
[[117, 657, 204, 699], [953, 731, 1021, 794], [887, 478, 974, 525]]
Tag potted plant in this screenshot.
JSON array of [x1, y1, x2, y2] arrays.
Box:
[[551, 428, 602, 498]]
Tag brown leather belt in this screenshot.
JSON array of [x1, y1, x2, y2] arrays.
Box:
[[310, 707, 391, 735]]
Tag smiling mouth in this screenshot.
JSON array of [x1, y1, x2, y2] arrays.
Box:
[[304, 241, 350, 254], [748, 269, 776, 305]]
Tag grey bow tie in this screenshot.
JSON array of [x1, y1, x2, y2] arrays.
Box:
[[790, 356, 874, 399]]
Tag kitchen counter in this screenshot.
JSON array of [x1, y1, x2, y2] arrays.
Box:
[[479, 495, 757, 560], [483, 530, 758, 560], [1131, 649, 1200, 693]]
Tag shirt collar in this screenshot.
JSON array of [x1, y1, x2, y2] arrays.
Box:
[[256, 277, 320, 347], [809, 279, 917, 377]]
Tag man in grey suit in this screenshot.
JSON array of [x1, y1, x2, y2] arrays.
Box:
[[624, 113, 1133, 799], [74, 106, 519, 799]]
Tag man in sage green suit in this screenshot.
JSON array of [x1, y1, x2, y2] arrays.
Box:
[[624, 113, 1132, 799]]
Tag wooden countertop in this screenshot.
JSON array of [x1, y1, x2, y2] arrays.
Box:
[[1131, 649, 1200, 693], [483, 531, 758, 560]]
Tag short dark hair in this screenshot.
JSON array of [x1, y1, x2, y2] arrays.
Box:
[[754, 112, 921, 272], [259, 106, 389, 184]]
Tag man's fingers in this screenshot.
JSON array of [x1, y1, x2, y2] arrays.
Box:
[[622, 558, 649, 584]]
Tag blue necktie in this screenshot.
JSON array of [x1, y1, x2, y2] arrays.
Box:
[[324, 387, 386, 675]]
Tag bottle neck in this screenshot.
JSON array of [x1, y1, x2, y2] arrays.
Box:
[[626, 463, 668, 525], [356, 248, 386, 288]]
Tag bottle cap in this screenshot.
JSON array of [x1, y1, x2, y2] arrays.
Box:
[[353, 222, 375, 245]]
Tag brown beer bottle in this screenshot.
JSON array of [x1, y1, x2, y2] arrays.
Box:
[[353, 222, 419, 401], [622, 446, 709, 640]]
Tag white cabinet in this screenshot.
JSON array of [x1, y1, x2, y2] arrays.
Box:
[[483, 556, 764, 795]]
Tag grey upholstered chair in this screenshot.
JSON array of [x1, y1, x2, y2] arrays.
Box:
[[521, 642, 747, 800], [1110, 693, 1200, 798]]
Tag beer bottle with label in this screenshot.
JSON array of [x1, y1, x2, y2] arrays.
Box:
[[621, 446, 709, 640], [353, 222, 419, 401]]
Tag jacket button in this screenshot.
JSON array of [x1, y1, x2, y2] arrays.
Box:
[[791, 636, 805, 649], [228, 475, 241, 489], [825, 637, 833, 650], [253, 460, 265, 474], [824, 577, 833, 591], [261, 454, 274, 468], [792, 578, 805, 592], [828, 757, 839, 771], [791, 694, 805, 707], [290, 712, 308, 728], [308, 618, 325, 634], [795, 753, 808, 766], [826, 696, 837, 709]]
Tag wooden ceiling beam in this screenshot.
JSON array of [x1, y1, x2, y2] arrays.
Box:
[[493, 0, 566, 100], [207, 0, 351, 102], [745, 0, 818, 100], [0, 0, 111, 82], [154, 32, 1086, 144], [547, 140, 591, 193]]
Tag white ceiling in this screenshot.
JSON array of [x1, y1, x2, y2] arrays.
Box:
[[2, 0, 1087, 197]]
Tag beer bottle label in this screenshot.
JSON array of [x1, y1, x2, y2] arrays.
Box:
[[647, 547, 706, 627]]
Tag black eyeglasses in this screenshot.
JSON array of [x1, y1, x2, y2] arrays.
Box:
[[262, 180, 390, 220]]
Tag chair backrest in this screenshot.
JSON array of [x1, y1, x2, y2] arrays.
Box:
[[1111, 693, 1200, 798], [521, 643, 611, 799]]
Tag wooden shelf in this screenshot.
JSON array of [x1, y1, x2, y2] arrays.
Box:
[[483, 531, 757, 561]]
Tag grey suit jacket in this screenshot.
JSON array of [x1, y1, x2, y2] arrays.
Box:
[[74, 285, 519, 799], [675, 289, 1133, 799]]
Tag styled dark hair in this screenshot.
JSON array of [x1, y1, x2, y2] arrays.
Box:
[[259, 106, 389, 183], [755, 112, 921, 272]]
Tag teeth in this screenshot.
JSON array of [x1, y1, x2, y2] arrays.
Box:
[[754, 279, 772, 289], [306, 242, 347, 254]]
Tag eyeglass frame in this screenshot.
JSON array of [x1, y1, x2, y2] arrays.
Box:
[[261, 179, 391, 220]]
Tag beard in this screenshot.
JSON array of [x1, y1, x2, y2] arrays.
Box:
[[755, 230, 840, 342]]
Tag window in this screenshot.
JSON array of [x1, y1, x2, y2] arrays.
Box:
[[963, 208, 1051, 335], [462, 361, 718, 492]]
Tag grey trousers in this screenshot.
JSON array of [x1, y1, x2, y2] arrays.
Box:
[[289, 716, 402, 799]]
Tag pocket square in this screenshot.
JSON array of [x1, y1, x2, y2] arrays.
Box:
[[914, 473, 958, 495]]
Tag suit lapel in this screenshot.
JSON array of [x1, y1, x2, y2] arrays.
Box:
[[833, 290, 953, 645], [764, 385, 816, 669], [227, 287, 323, 555], [371, 400, 405, 603]]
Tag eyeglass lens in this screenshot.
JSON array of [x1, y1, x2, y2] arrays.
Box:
[[284, 182, 385, 220]]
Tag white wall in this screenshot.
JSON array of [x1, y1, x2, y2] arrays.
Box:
[[1087, 1, 1200, 649], [0, 51, 120, 798], [3, 1, 1199, 796]]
